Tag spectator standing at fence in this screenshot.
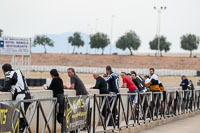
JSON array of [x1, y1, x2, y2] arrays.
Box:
[[144, 75, 151, 84], [0, 64, 31, 100], [45, 69, 64, 123], [105, 65, 119, 94], [64, 68, 88, 95], [121, 72, 139, 101], [130, 71, 146, 92], [146, 68, 160, 92], [127, 73, 132, 79], [180, 75, 189, 90], [91, 71, 109, 118], [91, 71, 109, 94], [105, 66, 119, 125], [0, 64, 31, 131]]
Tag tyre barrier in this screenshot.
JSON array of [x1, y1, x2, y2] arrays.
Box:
[[26, 79, 47, 87], [0, 78, 47, 87], [0, 79, 4, 86]]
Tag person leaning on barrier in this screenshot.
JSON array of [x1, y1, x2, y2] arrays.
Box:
[[146, 68, 160, 92], [121, 72, 139, 101], [90, 71, 109, 94], [0, 64, 31, 100], [130, 71, 147, 92], [105, 65, 119, 94], [44, 69, 64, 124], [91, 71, 109, 118], [0, 64, 31, 131], [64, 68, 88, 95], [144, 75, 151, 85], [105, 66, 119, 125], [126, 73, 132, 79], [180, 75, 189, 90]]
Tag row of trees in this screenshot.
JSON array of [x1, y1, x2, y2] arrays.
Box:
[[0, 28, 199, 57], [64, 31, 199, 57]]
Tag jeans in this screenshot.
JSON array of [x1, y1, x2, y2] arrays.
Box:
[[128, 89, 139, 102]]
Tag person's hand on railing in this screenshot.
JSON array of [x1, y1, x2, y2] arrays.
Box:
[[43, 84, 48, 90], [63, 84, 68, 89]]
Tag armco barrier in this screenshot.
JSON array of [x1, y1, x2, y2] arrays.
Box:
[[2, 65, 197, 76]]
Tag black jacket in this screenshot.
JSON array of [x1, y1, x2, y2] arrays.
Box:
[[48, 77, 64, 97], [93, 76, 109, 94]]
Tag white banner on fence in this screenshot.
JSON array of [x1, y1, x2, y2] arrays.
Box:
[[0, 37, 31, 55]]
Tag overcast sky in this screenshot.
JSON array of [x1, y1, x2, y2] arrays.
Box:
[[0, 0, 200, 53]]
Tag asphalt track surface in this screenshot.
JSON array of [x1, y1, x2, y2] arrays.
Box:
[[139, 114, 200, 133]]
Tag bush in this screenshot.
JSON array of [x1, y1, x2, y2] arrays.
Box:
[[112, 53, 118, 55]]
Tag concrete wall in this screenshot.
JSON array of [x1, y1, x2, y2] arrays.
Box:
[[0, 92, 12, 100]]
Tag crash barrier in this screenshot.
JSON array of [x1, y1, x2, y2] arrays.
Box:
[[0, 98, 57, 133], [4, 65, 197, 76], [0, 78, 47, 87], [92, 90, 200, 133]]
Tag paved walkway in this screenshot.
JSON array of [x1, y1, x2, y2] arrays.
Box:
[[139, 114, 200, 133]]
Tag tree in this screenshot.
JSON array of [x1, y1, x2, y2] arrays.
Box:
[[33, 35, 54, 53], [68, 32, 84, 54], [149, 36, 171, 56], [180, 34, 199, 58], [116, 31, 140, 55], [0, 29, 3, 37], [89, 32, 110, 55]]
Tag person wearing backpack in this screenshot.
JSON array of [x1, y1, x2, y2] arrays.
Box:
[[180, 75, 189, 90], [130, 71, 146, 92]]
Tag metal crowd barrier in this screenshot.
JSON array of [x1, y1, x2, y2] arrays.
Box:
[[0, 98, 57, 133], [92, 90, 200, 133], [0, 90, 200, 133]]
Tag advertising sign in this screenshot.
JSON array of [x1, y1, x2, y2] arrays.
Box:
[[63, 96, 90, 132], [0, 37, 31, 55], [0, 101, 20, 133]]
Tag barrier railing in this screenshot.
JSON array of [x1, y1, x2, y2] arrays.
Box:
[[0, 90, 200, 133], [92, 90, 200, 133], [0, 98, 57, 133]]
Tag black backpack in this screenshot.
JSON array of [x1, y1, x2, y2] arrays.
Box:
[[187, 80, 194, 90]]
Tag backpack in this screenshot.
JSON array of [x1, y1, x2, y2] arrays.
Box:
[[136, 75, 147, 92], [187, 80, 194, 90]]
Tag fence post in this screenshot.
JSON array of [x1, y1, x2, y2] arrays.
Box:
[[36, 101, 40, 133], [54, 102, 57, 133], [126, 94, 130, 127], [137, 93, 140, 124], [93, 94, 96, 133], [118, 94, 120, 129], [61, 96, 66, 133]]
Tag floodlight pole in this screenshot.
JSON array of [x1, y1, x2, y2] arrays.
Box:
[[87, 24, 90, 54], [154, 6, 166, 68], [110, 15, 114, 55]]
